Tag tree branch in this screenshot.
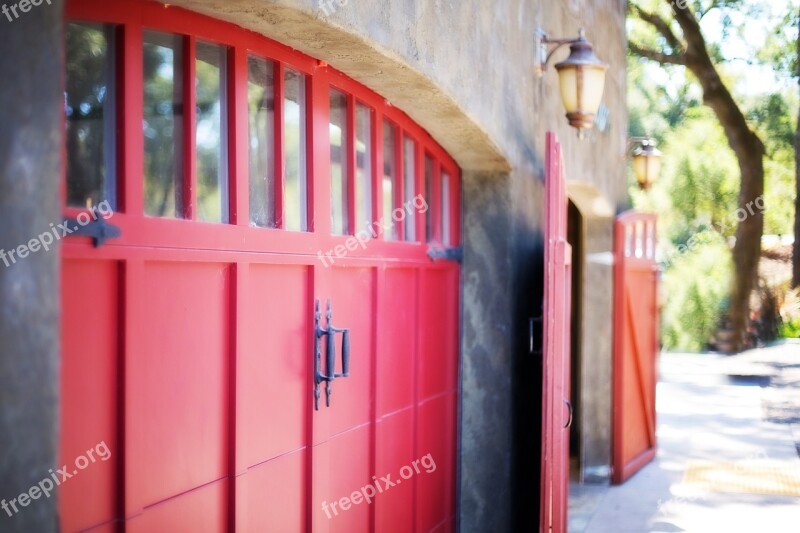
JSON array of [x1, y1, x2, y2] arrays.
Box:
[[629, 42, 687, 65], [697, 0, 721, 20], [630, 3, 684, 53], [668, 1, 710, 61], [666, 0, 764, 156]]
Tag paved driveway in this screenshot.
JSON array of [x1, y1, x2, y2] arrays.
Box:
[[570, 341, 800, 533]]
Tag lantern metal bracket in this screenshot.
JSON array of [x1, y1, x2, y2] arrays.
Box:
[[535, 27, 587, 76], [627, 136, 657, 152]]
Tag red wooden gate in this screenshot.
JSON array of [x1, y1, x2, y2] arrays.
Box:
[[60, 2, 460, 531], [612, 211, 659, 484], [540, 132, 572, 533]]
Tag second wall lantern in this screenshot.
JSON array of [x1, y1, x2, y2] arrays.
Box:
[[631, 139, 663, 190]]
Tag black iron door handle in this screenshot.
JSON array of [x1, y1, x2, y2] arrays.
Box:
[[564, 399, 573, 429], [313, 299, 351, 410]]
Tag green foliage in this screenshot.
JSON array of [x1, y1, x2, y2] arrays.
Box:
[[748, 91, 797, 235], [749, 93, 795, 152], [628, 57, 701, 141], [634, 103, 796, 349], [756, 10, 799, 78], [632, 108, 740, 244], [628, 0, 800, 351], [779, 317, 800, 338], [778, 288, 800, 338], [661, 232, 733, 351]]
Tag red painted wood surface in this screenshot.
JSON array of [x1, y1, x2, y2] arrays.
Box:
[[612, 211, 659, 484], [540, 132, 572, 533], [60, 1, 460, 531]]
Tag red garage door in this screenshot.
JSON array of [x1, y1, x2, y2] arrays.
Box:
[[60, 1, 460, 531]]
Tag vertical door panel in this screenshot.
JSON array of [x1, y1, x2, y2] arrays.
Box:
[[238, 263, 310, 532], [127, 261, 230, 513], [376, 268, 416, 416], [540, 132, 572, 533], [418, 268, 458, 401], [126, 478, 228, 533], [81, 524, 116, 533], [431, 518, 455, 533], [312, 266, 374, 533], [325, 266, 374, 435], [60, 259, 120, 533], [374, 268, 418, 532], [242, 449, 307, 532], [241, 263, 310, 464], [416, 393, 456, 533], [623, 318, 650, 455], [317, 427, 372, 533], [375, 409, 415, 532]]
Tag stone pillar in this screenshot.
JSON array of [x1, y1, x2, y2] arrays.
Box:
[[459, 170, 514, 532], [0, 1, 64, 531]]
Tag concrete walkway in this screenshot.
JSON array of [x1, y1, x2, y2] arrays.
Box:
[[569, 341, 800, 533]]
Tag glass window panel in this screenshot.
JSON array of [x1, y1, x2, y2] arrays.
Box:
[[382, 119, 397, 240], [329, 89, 348, 235], [248, 55, 275, 228], [424, 155, 435, 242], [441, 170, 451, 246], [195, 41, 228, 223], [355, 104, 373, 232], [283, 69, 307, 232], [143, 31, 184, 218], [65, 22, 116, 209], [403, 136, 416, 241]]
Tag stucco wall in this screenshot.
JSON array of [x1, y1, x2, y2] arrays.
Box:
[[0, 1, 64, 531], [146, 0, 629, 530]]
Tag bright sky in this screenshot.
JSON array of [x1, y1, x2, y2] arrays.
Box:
[[706, 1, 795, 95], [642, 0, 799, 99]]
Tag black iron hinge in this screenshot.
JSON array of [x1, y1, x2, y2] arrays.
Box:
[[427, 246, 463, 263], [62, 216, 121, 247]]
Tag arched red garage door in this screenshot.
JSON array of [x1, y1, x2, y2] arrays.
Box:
[[60, 1, 460, 531]]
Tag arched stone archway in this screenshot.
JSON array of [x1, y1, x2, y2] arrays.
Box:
[[167, 0, 511, 173]]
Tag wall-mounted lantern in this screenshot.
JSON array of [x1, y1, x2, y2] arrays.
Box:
[[630, 138, 662, 190], [535, 28, 609, 137]]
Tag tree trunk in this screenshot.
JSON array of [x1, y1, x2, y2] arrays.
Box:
[[793, 10, 800, 288], [631, 2, 768, 350], [729, 154, 764, 350], [793, 96, 800, 288], [670, 3, 765, 351]]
